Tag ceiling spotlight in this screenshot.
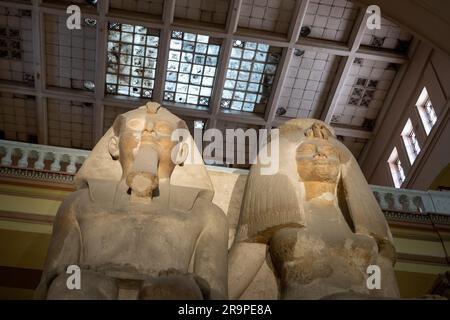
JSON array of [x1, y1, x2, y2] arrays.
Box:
[[85, 0, 97, 5], [294, 49, 305, 57], [276, 107, 287, 116], [300, 26, 311, 37]]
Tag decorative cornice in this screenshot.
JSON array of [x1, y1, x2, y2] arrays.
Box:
[[384, 210, 450, 227], [0, 167, 75, 184]]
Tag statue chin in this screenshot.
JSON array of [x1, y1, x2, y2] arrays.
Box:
[[126, 171, 159, 197]]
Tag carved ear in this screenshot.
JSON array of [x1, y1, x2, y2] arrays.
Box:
[[108, 136, 120, 160], [173, 142, 189, 166]]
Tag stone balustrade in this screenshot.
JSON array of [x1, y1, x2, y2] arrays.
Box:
[[1, 139, 450, 216], [0, 139, 90, 183]]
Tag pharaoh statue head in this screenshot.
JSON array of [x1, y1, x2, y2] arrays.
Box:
[[75, 102, 214, 210]]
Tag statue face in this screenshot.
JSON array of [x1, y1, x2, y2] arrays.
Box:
[[109, 111, 187, 196], [296, 139, 340, 183]]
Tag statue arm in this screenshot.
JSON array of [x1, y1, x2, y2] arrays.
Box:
[[340, 150, 400, 297], [193, 203, 229, 300], [34, 192, 83, 299], [228, 241, 267, 299], [374, 240, 400, 297]]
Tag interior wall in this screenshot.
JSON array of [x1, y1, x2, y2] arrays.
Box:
[[362, 41, 450, 191]]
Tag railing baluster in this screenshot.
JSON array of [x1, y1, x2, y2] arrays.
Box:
[[34, 151, 45, 170], [18, 149, 29, 168], [66, 155, 77, 174], [1, 147, 13, 166], [50, 153, 61, 172]]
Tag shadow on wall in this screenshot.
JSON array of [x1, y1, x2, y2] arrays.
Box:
[[430, 163, 450, 191]]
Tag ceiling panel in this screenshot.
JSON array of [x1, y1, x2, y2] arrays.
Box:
[[47, 98, 94, 150], [174, 0, 229, 26], [332, 58, 399, 130], [278, 49, 341, 119], [361, 16, 413, 53], [0, 6, 34, 87], [0, 91, 37, 143], [301, 0, 358, 43], [109, 0, 164, 18], [44, 0, 93, 5], [238, 0, 296, 34], [45, 14, 96, 91]]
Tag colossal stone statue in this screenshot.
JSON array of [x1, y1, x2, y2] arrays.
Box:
[[35, 103, 228, 300], [229, 119, 399, 299]]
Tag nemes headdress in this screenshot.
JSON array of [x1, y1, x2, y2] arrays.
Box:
[[74, 102, 214, 211]]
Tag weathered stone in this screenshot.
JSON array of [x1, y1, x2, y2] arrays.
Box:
[[35, 103, 228, 300], [229, 119, 400, 300]]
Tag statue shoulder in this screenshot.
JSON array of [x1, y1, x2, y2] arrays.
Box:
[[193, 197, 228, 228], [56, 189, 90, 217]]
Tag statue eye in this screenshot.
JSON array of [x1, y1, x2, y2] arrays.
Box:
[[154, 121, 173, 135], [127, 119, 145, 131], [321, 146, 338, 157], [297, 143, 316, 154]]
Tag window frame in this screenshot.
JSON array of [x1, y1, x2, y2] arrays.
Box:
[[415, 87, 438, 135], [401, 118, 421, 165], [387, 147, 405, 188]]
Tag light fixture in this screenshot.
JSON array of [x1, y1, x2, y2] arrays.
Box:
[[300, 26, 311, 37], [276, 107, 286, 116], [294, 49, 305, 57]]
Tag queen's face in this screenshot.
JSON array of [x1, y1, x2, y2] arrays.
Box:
[[296, 139, 340, 183]]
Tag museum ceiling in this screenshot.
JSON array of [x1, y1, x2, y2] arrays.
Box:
[[0, 0, 414, 163]]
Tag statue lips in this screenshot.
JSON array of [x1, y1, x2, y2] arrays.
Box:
[[126, 172, 158, 197], [127, 143, 159, 197]]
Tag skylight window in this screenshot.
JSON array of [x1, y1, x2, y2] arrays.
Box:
[[163, 31, 221, 107], [416, 87, 437, 135], [388, 147, 405, 188], [106, 23, 159, 98], [221, 40, 281, 114], [401, 118, 421, 164]]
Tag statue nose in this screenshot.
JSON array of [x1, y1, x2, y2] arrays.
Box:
[[314, 152, 327, 160], [143, 128, 156, 136], [141, 129, 156, 143]]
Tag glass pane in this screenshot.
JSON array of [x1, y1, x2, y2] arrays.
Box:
[[106, 23, 159, 98], [164, 31, 220, 107], [221, 40, 279, 113]]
